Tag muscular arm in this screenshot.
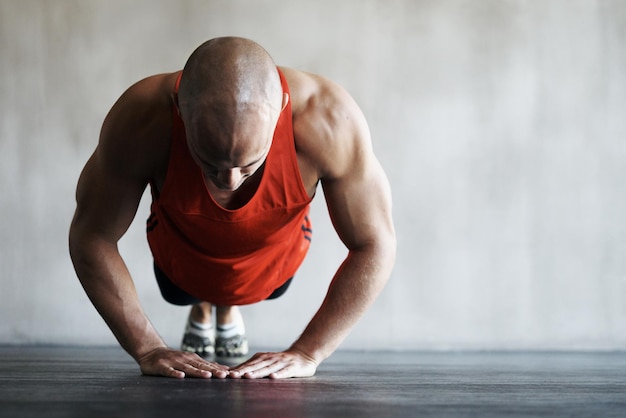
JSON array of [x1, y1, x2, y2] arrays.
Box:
[[230, 72, 396, 378], [69, 74, 229, 378], [292, 146, 396, 364], [69, 143, 163, 361]]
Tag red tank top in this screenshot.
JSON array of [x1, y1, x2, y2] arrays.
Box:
[[147, 69, 313, 306]]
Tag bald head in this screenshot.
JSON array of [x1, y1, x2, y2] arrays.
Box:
[[177, 37, 285, 191], [179, 37, 282, 109]]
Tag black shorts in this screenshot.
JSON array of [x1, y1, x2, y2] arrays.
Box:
[[153, 263, 293, 306]]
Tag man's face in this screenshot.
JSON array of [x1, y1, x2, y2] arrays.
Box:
[[183, 103, 277, 192], [189, 137, 271, 192]]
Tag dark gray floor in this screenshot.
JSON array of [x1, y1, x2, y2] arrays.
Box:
[[0, 346, 625, 417]]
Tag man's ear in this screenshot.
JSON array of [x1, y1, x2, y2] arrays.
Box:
[[281, 92, 289, 111], [171, 92, 181, 116]]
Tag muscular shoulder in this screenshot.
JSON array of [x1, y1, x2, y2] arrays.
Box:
[[97, 72, 178, 182], [280, 67, 372, 181]]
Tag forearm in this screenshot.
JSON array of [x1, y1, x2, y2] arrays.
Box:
[[290, 243, 395, 364], [69, 231, 166, 361]]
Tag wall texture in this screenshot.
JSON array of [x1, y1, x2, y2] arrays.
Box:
[[1, 0, 625, 350]]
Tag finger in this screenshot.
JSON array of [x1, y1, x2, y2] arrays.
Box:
[[269, 363, 316, 379], [268, 364, 295, 380], [162, 366, 186, 379], [231, 352, 278, 370], [229, 353, 264, 369], [178, 364, 213, 379], [229, 356, 277, 378], [240, 359, 290, 379], [178, 359, 230, 379], [140, 361, 186, 379]]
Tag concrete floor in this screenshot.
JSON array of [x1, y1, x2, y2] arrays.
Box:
[[0, 347, 625, 417]]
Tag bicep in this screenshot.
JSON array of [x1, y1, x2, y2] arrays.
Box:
[[70, 80, 164, 245], [71, 147, 147, 245], [322, 150, 395, 252], [300, 74, 395, 251]]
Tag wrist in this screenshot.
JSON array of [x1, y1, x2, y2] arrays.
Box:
[[134, 343, 169, 364], [126, 333, 168, 363], [288, 341, 326, 366]]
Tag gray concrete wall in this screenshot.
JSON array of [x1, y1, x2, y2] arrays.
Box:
[[1, 0, 625, 350]]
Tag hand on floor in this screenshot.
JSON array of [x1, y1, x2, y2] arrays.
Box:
[[228, 349, 318, 379], [138, 347, 230, 379]]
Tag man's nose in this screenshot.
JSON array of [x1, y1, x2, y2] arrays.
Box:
[[216, 168, 243, 190]]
